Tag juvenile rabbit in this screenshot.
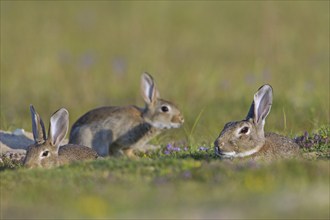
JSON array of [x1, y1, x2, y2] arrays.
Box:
[[214, 84, 300, 161], [69, 72, 184, 157], [24, 105, 98, 168]]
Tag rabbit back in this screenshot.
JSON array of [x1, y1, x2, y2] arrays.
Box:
[[251, 133, 301, 161], [58, 144, 98, 165], [69, 105, 156, 156]]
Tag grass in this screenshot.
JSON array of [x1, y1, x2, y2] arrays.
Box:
[[0, 1, 329, 219], [1, 157, 329, 219], [1, 128, 329, 218]]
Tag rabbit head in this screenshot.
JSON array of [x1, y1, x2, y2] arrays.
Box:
[[214, 84, 273, 158], [24, 105, 69, 168], [140, 72, 184, 129]]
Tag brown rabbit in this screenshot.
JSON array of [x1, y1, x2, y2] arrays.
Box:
[[24, 105, 98, 168], [69, 72, 184, 157], [214, 84, 300, 161]]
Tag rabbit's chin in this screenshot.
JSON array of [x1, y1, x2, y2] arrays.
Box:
[[150, 122, 182, 130], [216, 151, 236, 159], [218, 147, 261, 158]]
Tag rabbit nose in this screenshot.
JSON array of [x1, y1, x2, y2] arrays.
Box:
[[171, 114, 184, 124], [178, 114, 184, 122], [215, 139, 223, 146], [214, 142, 224, 156]]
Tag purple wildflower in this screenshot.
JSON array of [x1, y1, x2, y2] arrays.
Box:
[[163, 143, 184, 154], [198, 146, 209, 151]]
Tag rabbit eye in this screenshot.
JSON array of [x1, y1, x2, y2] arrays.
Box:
[[240, 127, 249, 134], [41, 151, 49, 157], [161, 105, 169, 112]]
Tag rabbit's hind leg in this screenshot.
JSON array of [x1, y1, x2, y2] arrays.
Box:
[[109, 142, 124, 157], [123, 148, 138, 159]]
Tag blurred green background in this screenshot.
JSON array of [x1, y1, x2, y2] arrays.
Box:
[[1, 1, 329, 143]]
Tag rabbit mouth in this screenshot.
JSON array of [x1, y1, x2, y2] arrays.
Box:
[[151, 122, 182, 129], [218, 147, 261, 158], [170, 123, 182, 129], [215, 146, 236, 158]]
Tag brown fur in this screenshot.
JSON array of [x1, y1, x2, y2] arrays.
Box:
[[24, 105, 98, 169], [251, 133, 301, 161], [69, 73, 184, 157], [214, 85, 300, 161]]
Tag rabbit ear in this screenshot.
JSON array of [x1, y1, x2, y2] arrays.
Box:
[[141, 72, 160, 105], [30, 105, 46, 144], [246, 84, 273, 125], [48, 108, 69, 147]]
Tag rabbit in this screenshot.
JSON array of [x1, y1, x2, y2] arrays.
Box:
[[214, 84, 300, 161], [24, 105, 98, 168], [69, 72, 184, 157]]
